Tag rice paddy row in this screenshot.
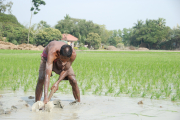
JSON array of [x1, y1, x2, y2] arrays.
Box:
[[0, 50, 180, 101]]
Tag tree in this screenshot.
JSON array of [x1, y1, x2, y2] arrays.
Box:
[[122, 28, 134, 46], [0, 0, 13, 14], [31, 0, 46, 15], [86, 33, 101, 49], [55, 15, 102, 44], [170, 24, 180, 49], [0, 22, 2, 40], [28, 0, 46, 44], [35, 28, 62, 46], [37, 20, 50, 29], [117, 43, 124, 49], [99, 25, 110, 44], [113, 30, 122, 45], [55, 14, 75, 35], [131, 18, 171, 49], [133, 20, 144, 44]]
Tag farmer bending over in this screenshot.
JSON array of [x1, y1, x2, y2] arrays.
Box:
[[35, 41, 80, 104]]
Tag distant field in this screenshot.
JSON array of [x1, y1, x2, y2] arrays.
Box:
[[0, 50, 180, 101]]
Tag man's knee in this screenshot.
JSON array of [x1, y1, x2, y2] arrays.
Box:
[[38, 78, 44, 84], [69, 76, 77, 86]]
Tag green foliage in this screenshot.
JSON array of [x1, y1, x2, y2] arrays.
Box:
[[73, 47, 78, 50], [107, 30, 122, 46], [0, 22, 2, 39], [86, 33, 101, 49], [0, 11, 179, 50], [122, 28, 133, 46], [0, 0, 13, 13], [4, 25, 33, 44], [0, 50, 180, 101], [0, 13, 23, 27], [168, 24, 180, 49], [0, 13, 24, 39], [0, 13, 33, 44], [100, 25, 111, 44], [35, 28, 62, 46], [55, 14, 101, 44], [31, 0, 46, 14], [78, 47, 89, 50], [116, 43, 124, 49], [37, 20, 51, 29], [129, 18, 171, 49], [11, 39, 18, 45]]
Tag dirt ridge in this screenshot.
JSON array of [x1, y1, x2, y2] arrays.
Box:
[[0, 41, 44, 51]]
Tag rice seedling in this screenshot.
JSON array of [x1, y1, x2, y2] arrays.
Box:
[[171, 95, 177, 101]]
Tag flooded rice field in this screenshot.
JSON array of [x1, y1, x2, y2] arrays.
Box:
[[0, 90, 180, 120]]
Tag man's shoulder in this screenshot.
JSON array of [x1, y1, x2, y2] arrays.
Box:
[[70, 49, 76, 62]]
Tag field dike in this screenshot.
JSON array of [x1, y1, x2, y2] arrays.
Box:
[[0, 41, 44, 50]]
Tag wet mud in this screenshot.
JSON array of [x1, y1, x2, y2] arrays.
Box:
[[0, 90, 180, 120]]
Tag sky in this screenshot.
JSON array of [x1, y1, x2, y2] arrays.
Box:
[[4, 0, 180, 30]]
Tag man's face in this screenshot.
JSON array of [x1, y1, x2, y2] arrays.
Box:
[[59, 55, 70, 65]]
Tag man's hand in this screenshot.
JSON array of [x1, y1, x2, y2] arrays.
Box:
[[51, 82, 59, 92]]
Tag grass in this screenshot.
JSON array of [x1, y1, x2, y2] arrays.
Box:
[[0, 50, 180, 101]]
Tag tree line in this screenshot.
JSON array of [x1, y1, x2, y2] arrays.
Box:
[[0, 0, 180, 50]]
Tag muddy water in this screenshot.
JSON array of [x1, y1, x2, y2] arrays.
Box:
[[0, 90, 180, 120]]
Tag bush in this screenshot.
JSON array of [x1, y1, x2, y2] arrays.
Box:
[[73, 47, 78, 50], [78, 47, 89, 50], [79, 43, 84, 47], [104, 45, 108, 49], [116, 43, 124, 49], [11, 39, 18, 45]]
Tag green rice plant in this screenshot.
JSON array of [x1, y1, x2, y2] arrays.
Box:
[[82, 88, 85, 95], [164, 85, 172, 97], [141, 91, 146, 97], [171, 95, 177, 101], [130, 91, 138, 97], [12, 85, 17, 91], [0, 50, 180, 101], [93, 86, 99, 95], [155, 91, 162, 99]]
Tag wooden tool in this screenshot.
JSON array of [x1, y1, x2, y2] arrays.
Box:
[[48, 88, 56, 101]]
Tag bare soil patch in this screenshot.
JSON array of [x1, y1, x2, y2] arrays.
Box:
[[137, 47, 149, 51]]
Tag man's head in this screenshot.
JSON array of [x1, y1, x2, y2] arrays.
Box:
[[59, 45, 72, 62]]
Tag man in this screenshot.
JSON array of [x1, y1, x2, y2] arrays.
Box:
[[35, 41, 80, 104]]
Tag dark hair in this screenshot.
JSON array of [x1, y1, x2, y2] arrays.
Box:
[[60, 45, 72, 57]]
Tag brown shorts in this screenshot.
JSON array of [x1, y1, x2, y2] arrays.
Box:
[[38, 57, 75, 80]]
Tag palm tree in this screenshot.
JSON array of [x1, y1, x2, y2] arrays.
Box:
[[133, 20, 143, 30], [156, 18, 166, 28], [133, 20, 144, 44]]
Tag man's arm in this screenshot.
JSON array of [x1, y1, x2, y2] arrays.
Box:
[[51, 70, 68, 91], [51, 50, 77, 95]]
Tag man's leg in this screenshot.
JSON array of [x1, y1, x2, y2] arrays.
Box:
[[35, 57, 46, 102], [68, 76, 80, 102], [35, 71, 45, 101]]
